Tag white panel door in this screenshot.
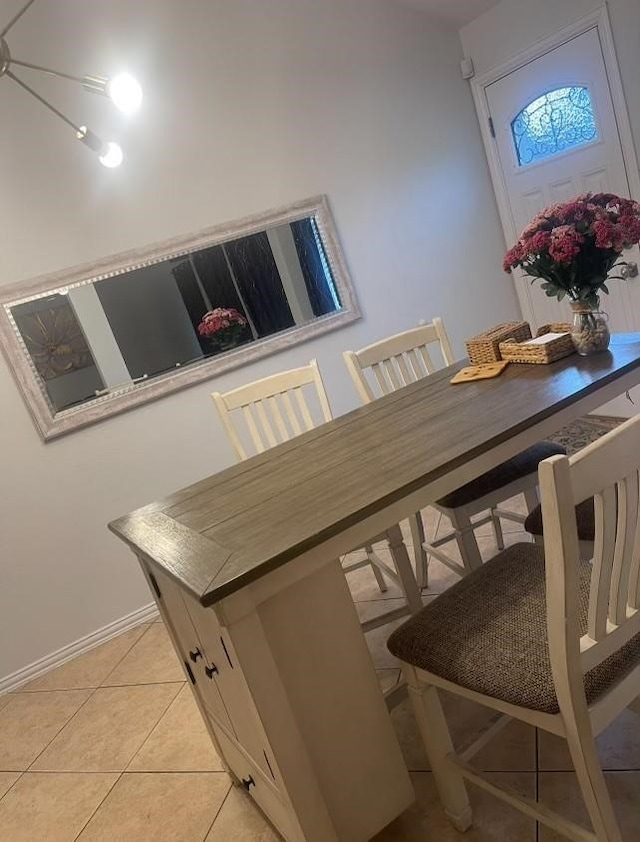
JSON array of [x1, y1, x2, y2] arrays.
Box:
[[485, 27, 639, 336]]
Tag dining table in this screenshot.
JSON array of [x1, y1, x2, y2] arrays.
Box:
[[109, 332, 640, 842]]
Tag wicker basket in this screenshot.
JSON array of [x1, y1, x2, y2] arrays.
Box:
[[465, 321, 532, 364], [498, 324, 574, 365]]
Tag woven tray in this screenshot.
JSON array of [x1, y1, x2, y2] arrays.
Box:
[[465, 321, 531, 364], [498, 324, 574, 364]]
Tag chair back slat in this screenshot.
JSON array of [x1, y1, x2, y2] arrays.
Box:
[[344, 318, 455, 403], [211, 359, 333, 461], [254, 400, 278, 450], [609, 472, 640, 625], [372, 362, 392, 396], [243, 404, 267, 454], [418, 345, 438, 375], [627, 480, 640, 610], [539, 417, 640, 680], [293, 386, 315, 431], [588, 487, 617, 641], [406, 348, 426, 381], [266, 395, 289, 442], [383, 358, 403, 391], [396, 353, 414, 385], [281, 391, 304, 437]]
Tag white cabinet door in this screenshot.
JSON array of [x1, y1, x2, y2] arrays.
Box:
[[145, 566, 235, 736], [180, 591, 280, 785]]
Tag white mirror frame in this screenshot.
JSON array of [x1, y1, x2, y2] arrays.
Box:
[[0, 195, 360, 440]]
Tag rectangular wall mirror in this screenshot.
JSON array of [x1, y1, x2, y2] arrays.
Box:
[[0, 196, 360, 440]]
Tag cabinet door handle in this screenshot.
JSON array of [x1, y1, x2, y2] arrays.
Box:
[[189, 648, 203, 663], [205, 663, 218, 679], [241, 775, 255, 791]]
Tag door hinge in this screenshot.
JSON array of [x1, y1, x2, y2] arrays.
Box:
[[148, 572, 162, 599], [184, 661, 196, 685], [488, 116, 495, 138]]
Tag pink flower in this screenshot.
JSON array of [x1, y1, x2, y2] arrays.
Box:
[[503, 192, 640, 289], [523, 230, 552, 255], [548, 225, 583, 264], [197, 307, 247, 338], [593, 220, 615, 249], [503, 242, 525, 272]]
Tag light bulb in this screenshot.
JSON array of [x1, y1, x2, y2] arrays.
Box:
[[99, 142, 124, 168], [106, 73, 143, 114]]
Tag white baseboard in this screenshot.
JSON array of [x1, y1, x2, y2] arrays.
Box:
[[0, 602, 159, 695]]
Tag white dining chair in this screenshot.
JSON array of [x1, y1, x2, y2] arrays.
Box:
[[343, 318, 564, 585], [388, 414, 640, 841], [211, 359, 424, 637]]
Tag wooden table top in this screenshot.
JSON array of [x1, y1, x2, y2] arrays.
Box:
[[109, 334, 640, 605]]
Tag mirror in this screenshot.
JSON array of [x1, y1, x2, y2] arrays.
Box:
[[0, 196, 360, 440]]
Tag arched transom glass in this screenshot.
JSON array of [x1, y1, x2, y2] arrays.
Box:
[[511, 86, 598, 166]]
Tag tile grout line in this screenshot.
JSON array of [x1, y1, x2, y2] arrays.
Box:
[[24, 681, 182, 775], [0, 770, 25, 805], [23, 655, 182, 776], [11, 621, 153, 696], [15, 623, 154, 774], [122, 683, 185, 773], [72, 771, 124, 842], [200, 780, 234, 841], [97, 622, 157, 688], [23, 686, 100, 773]]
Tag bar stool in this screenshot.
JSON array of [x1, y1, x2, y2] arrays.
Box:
[[387, 418, 640, 841], [211, 359, 424, 639], [344, 318, 565, 585]]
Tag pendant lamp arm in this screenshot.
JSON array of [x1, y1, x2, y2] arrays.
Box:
[[6, 69, 83, 133], [9, 58, 108, 94], [0, 0, 38, 39]]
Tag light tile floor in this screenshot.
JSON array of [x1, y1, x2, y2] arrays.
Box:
[[1, 500, 639, 840]]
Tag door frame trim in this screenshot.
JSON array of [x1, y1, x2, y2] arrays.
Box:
[[469, 4, 640, 325]]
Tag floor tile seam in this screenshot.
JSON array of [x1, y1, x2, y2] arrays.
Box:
[[72, 770, 123, 842], [118, 681, 184, 774], [17, 622, 154, 695], [352, 596, 407, 604], [99, 679, 188, 689], [17, 686, 103, 694], [24, 686, 99, 773], [202, 780, 234, 841], [123, 684, 182, 774], [122, 769, 234, 775], [0, 770, 24, 804], [537, 768, 640, 774], [29, 681, 181, 774], [97, 622, 159, 687]]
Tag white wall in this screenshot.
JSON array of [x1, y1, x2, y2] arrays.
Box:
[[0, 0, 518, 681], [460, 0, 640, 164]]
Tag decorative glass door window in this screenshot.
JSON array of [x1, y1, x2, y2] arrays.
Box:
[[511, 86, 598, 166]]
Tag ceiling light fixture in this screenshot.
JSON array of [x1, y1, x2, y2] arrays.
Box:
[[0, 0, 142, 168]]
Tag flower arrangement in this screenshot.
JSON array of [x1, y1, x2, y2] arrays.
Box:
[[197, 307, 248, 350], [503, 193, 640, 308]]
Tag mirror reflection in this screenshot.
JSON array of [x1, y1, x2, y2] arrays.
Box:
[[10, 216, 341, 412]]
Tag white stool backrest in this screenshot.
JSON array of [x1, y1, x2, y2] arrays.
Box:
[[211, 359, 333, 461], [540, 415, 640, 684], [343, 318, 455, 403]]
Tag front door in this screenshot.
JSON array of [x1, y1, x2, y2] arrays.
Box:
[[484, 26, 640, 414]]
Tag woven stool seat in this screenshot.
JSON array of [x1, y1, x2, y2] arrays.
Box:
[[388, 542, 640, 713], [524, 497, 595, 542], [436, 441, 565, 509]]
